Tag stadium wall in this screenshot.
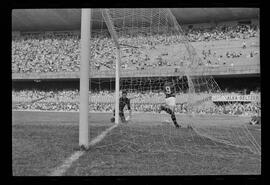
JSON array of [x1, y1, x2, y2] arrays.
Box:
[[12, 76, 260, 93], [14, 18, 259, 34], [12, 64, 260, 81]]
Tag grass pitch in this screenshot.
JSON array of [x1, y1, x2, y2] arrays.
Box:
[[12, 111, 261, 176]]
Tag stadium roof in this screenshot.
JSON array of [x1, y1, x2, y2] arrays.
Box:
[[12, 8, 259, 32]]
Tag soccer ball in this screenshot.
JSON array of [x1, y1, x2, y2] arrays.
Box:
[[110, 117, 115, 123]]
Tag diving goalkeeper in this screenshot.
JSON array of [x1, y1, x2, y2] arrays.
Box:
[[158, 80, 181, 128], [111, 90, 132, 123]]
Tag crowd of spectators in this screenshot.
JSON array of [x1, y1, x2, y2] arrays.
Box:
[[12, 23, 259, 74], [12, 89, 261, 116], [199, 47, 259, 67], [186, 24, 259, 42]]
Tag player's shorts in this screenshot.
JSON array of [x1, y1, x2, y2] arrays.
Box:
[[165, 97, 176, 107]]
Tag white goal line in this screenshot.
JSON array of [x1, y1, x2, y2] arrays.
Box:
[[48, 123, 119, 176]]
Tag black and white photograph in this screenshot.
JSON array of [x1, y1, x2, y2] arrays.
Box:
[[12, 8, 261, 177]]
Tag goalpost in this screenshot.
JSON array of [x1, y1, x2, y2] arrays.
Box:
[[102, 9, 121, 126], [79, 9, 121, 149], [79, 9, 91, 149]]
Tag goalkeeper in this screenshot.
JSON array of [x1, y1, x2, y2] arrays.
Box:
[[158, 80, 181, 128], [111, 90, 132, 123]]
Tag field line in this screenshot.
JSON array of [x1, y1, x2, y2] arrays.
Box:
[[48, 123, 119, 176], [89, 123, 118, 146], [49, 150, 85, 176], [12, 110, 252, 118]]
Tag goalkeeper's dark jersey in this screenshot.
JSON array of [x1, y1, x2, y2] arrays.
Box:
[[119, 97, 131, 111], [164, 82, 176, 98]]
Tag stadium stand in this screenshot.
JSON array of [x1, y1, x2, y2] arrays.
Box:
[[12, 22, 260, 117], [12, 89, 261, 116], [12, 24, 259, 74]]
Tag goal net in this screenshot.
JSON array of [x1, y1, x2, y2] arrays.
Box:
[[86, 8, 260, 158]]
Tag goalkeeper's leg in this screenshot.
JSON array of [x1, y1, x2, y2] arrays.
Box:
[[160, 105, 180, 128], [119, 111, 127, 123], [111, 109, 126, 123]]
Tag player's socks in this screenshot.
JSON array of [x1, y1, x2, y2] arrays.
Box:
[[160, 106, 180, 128], [174, 123, 180, 128], [171, 114, 178, 126], [170, 112, 180, 128]]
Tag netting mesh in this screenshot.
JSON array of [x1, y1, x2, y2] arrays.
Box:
[[86, 8, 261, 157]]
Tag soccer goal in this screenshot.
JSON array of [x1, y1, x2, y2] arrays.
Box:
[[79, 8, 261, 160]]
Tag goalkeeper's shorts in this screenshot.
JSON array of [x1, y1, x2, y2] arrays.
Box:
[[165, 97, 176, 107]]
